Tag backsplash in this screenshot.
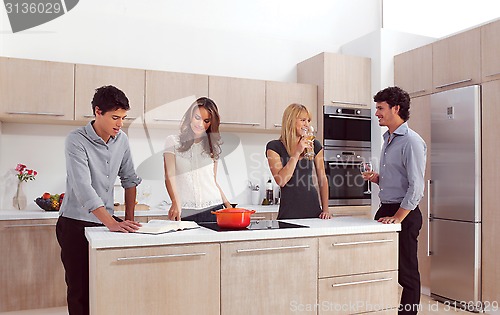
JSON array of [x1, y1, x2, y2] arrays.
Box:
[[0, 122, 278, 210]]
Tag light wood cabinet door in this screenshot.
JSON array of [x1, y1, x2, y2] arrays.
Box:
[[432, 28, 481, 92], [394, 44, 433, 97], [89, 243, 220, 315], [0, 57, 74, 121], [328, 206, 371, 218], [209, 76, 266, 130], [0, 219, 66, 312], [75, 64, 145, 124], [481, 19, 500, 82], [319, 233, 398, 278], [407, 95, 431, 289], [220, 238, 317, 315], [481, 80, 500, 305], [318, 271, 399, 315], [265, 81, 317, 131], [145, 70, 208, 128]]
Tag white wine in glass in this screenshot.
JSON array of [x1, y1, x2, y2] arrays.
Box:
[[359, 162, 373, 194], [301, 126, 315, 160]]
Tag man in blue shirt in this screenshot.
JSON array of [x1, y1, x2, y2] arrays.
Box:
[[56, 85, 142, 315], [363, 86, 426, 315]]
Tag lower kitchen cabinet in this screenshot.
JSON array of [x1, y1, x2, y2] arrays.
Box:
[[220, 238, 318, 315], [89, 243, 220, 315], [0, 219, 66, 312], [318, 271, 398, 315]]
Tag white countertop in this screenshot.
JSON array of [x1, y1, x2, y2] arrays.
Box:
[[85, 217, 400, 250], [0, 204, 278, 220]]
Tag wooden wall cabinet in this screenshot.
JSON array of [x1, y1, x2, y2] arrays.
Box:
[[0, 219, 66, 312], [481, 19, 500, 82], [407, 95, 431, 289], [74, 64, 145, 124], [394, 44, 433, 97], [209, 76, 266, 130], [0, 57, 74, 122], [481, 80, 500, 306], [220, 238, 317, 315], [89, 243, 220, 314], [145, 71, 208, 128], [432, 28, 481, 92], [265, 81, 317, 131]]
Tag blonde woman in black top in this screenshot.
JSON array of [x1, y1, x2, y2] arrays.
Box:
[[266, 103, 331, 220]]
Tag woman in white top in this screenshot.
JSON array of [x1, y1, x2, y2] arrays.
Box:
[[164, 97, 231, 222]]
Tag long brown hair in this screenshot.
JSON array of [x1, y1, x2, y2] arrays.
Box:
[[178, 97, 222, 160], [280, 103, 312, 156]]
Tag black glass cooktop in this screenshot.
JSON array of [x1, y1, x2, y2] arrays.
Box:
[[199, 220, 308, 232]]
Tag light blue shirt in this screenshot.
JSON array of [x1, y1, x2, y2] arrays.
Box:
[[378, 122, 426, 210], [59, 121, 141, 223]]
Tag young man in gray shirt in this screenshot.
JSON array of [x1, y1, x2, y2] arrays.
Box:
[[56, 85, 142, 315], [363, 86, 426, 315]]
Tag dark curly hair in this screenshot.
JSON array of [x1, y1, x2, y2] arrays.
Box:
[[177, 97, 222, 160], [373, 86, 410, 121], [91, 85, 130, 115]]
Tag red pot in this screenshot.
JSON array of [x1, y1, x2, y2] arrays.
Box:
[[211, 208, 256, 229]]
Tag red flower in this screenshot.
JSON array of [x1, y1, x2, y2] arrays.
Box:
[[27, 169, 33, 175], [14, 163, 37, 182]]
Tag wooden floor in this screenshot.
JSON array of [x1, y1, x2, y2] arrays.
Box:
[[0, 295, 472, 315]]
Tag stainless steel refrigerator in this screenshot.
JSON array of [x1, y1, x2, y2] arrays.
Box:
[[429, 85, 481, 307]]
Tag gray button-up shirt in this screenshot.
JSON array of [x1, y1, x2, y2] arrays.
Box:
[[59, 121, 141, 223], [378, 122, 426, 210]]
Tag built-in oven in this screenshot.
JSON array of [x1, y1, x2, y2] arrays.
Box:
[[324, 147, 372, 206], [323, 106, 371, 148]]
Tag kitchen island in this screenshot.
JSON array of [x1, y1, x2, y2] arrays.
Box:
[[86, 217, 401, 315]]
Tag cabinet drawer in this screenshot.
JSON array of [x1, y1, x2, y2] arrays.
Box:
[[319, 233, 397, 277], [318, 271, 398, 315]]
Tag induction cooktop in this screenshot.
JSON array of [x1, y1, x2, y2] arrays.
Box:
[[198, 220, 308, 232]]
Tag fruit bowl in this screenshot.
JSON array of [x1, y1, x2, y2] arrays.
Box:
[[35, 193, 64, 211]]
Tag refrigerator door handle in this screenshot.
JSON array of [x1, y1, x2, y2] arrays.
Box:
[[427, 179, 432, 256]]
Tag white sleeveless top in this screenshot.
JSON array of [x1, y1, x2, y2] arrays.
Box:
[[164, 135, 223, 210]]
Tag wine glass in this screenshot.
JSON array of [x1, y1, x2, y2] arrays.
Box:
[[139, 185, 152, 205], [359, 162, 373, 194], [301, 126, 315, 160]]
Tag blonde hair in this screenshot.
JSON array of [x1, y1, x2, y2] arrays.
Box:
[[280, 103, 312, 156]]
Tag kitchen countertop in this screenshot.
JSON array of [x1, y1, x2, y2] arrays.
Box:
[[0, 204, 278, 220], [85, 217, 400, 250]]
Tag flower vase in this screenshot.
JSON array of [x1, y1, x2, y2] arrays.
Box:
[[13, 181, 27, 210]]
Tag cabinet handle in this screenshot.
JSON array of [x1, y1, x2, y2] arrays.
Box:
[[410, 89, 426, 95], [236, 244, 310, 253], [83, 114, 136, 120], [273, 124, 282, 128], [330, 101, 368, 107], [435, 78, 472, 89], [331, 277, 393, 288], [221, 121, 260, 126], [116, 252, 206, 262], [332, 239, 393, 246], [5, 223, 56, 228], [427, 179, 432, 257], [152, 118, 181, 122], [6, 111, 65, 117], [485, 71, 500, 77]]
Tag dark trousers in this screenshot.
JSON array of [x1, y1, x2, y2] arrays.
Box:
[[375, 204, 422, 315], [56, 216, 104, 315], [181, 204, 224, 223]]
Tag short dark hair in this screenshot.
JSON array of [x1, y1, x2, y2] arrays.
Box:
[[91, 85, 130, 115], [373, 86, 410, 121]]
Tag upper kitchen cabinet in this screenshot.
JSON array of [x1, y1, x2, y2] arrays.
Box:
[[481, 19, 500, 82], [75, 64, 145, 124], [0, 57, 74, 122], [145, 70, 208, 128], [265, 81, 317, 131], [209, 76, 266, 130], [432, 28, 481, 92], [297, 52, 371, 109], [394, 44, 433, 97]]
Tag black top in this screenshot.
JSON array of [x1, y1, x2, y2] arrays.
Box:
[[266, 139, 323, 219]]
